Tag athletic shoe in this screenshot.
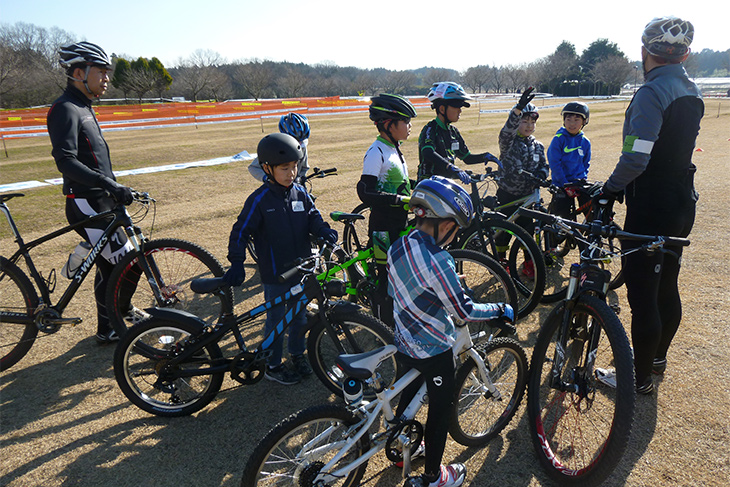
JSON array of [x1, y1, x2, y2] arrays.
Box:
[[404, 464, 467, 487], [395, 441, 425, 468], [652, 358, 667, 375], [594, 367, 617, 388], [637, 377, 654, 395], [265, 364, 301, 385], [291, 354, 313, 376], [95, 329, 120, 345], [521, 259, 535, 279], [125, 306, 151, 326]]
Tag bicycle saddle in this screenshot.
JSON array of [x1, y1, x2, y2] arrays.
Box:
[[329, 211, 365, 223], [335, 345, 398, 380]]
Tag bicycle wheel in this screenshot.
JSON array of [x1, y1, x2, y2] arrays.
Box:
[[342, 203, 370, 255], [528, 295, 634, 486], [449, 249, 518, 340], [307, 307, 397, 398], [460, 219, 545, 318], [106, 238, 232, 335], [450, 337, 528, 447], [113, 318, 225, 417], [241, 404, 369, 487], [0, 257, 39, 371], [539, 226, 581, 303]]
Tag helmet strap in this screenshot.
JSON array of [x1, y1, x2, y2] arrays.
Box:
[[435, 220, 458, 247]]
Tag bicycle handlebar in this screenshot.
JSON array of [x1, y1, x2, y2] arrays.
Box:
[[517, 207, 690, 247]]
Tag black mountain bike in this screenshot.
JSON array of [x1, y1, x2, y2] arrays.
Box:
[[521, 205, 689, 486], [113, 245, 397, 417], [0, 191, 230, 371]]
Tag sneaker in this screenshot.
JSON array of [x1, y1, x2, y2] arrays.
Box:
[[521, 259, 535, 280], [265, 364, 301, 385], [637, 377, 654, 395], [291, 354, 313, 376], [95, 329, 120, 345], [594, 367, 617, 388], [125, 306, 151, 326], [395, 441, 425, 468], [405, 464, 467, 487], [652, 358, 667, 375]]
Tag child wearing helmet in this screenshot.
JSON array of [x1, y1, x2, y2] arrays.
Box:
[[417, 82, 495, 184], [547, 102, 592, 219], [356, 94, 418, 325], [495, 87, 549, 277], [224, 133, 337, 385], [388, 176, 514, 487], [248, 112, 310, 182]]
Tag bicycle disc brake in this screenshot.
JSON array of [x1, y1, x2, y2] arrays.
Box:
[[230, 351, 266, 385], [385, 420, 424, 463]]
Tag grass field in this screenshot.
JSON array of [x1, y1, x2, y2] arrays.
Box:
[[1, 97, 729, 486]]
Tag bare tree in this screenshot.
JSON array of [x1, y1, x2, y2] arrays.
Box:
[[381, 70, 417, 94], [233, 59, 274, 99], [277, 66, 309, 98], [173, 49, 225, 101], [424, 68, 456, 87], [353, 71, 381, 96], [461, 65, 491, 93], [592, 55, 634, 95], [502, 64, 529, 93]]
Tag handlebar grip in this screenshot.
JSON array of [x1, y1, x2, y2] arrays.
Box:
[[278, 259, 303, 282], [517, 207, 556, 224], [664, 237, 691, 247], [322, 167, 337, 175]]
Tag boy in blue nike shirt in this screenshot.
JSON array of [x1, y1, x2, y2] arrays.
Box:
[[223, 133, 338, 385], [547, 102, 592, 219]]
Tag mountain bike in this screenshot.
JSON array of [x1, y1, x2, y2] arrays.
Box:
[[325, 211, 518, 340], [247, 167, 338, 262], [241, 318, 528, 486], [113, 245, 398, 417], [521, 205, 689, 486], [0, 191, 230, 371]]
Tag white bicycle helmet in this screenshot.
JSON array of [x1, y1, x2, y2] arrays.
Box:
[[427, 82, 472, 108], [642, 16, 694, 59]]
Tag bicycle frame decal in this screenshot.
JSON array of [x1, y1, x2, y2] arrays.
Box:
[[74, 233, 108, 283]]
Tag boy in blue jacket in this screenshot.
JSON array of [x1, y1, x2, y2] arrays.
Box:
[[547, 102, 592, 219], [223, 133, 338, 385]]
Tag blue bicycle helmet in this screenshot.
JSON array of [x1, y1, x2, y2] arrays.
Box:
[[278, 113, 310, 142], [427, 81, 472, 108], [410, 176, 474, 228]]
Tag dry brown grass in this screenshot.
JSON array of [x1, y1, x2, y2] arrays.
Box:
[[1, 98, 729, 486]]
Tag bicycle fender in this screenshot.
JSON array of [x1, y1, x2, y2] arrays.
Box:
[[144, 307, 208, 329]]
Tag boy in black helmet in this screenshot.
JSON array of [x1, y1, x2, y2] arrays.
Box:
[[356, 94, 417, 325], [223, 133, 338, 385]]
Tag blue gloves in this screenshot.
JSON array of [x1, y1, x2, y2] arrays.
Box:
[[484, 152, 502, 167], [497, 303, 515, 323], [223, 261, 245, 286], [319, 227, 338, 245], [451, 166, 471, 184]]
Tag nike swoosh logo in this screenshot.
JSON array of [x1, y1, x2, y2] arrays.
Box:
[[563, 147, 581, 153]]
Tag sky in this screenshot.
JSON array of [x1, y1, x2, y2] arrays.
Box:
[[2, 0, 728, 72]]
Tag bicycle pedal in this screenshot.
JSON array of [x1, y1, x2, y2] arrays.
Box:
[[609, 304, 621, 314]]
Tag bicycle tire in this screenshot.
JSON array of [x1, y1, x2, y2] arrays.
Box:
[[307, 307, 397, 398], [450, 337, 528, 447], [527, 294, 635, 486], [0, 257, 40, 371], [106, 238, 232, 336], [113, 318, 224, 417], [459, 219, 545, 318], [342, 202, 370, 255], [241, 404, 369, 487], [449, 249, 518, 340]]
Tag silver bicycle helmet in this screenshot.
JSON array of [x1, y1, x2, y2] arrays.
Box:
[[410, 176, 474, 228], [642, 16, 694, 59], [59, 42, 112, 69]]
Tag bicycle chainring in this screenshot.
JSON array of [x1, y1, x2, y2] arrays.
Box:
[[299, 461, 325, 487], [385, 420, 424, 463], [230, 351, 266, 385]]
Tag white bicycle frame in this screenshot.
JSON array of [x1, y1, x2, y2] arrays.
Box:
[[311, 325, 502, 484]]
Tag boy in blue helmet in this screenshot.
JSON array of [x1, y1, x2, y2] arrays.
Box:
[[547, 102, 592, 219], [357, 93, 417, 325], [417, 82, 496, 184], [224, 133, 337, 385], [249, 112, 310, 182], [388, 176, 514, 487]]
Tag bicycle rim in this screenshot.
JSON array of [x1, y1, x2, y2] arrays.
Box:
[[528, 295, 635, 485], [241, 404, 369, 487], [0, 257, 39, 371], [450, 337, 528, 447]]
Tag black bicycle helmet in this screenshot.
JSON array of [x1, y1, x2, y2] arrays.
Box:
[[410, 176, 474, 228], [561, 102, 589, 124], [427, 82, 472, 108], [59, 41, 112, 70], [369, 94, 417, 122], [642, 16, 694, 60], [257, 133, 304, 166]]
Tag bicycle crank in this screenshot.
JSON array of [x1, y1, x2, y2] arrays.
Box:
[[230, 351, 266, 385]]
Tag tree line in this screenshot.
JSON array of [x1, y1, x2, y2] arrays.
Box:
[[1, 21, 728, 109]]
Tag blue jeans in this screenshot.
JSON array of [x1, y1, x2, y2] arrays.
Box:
[[263, 282, 308, 368]]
